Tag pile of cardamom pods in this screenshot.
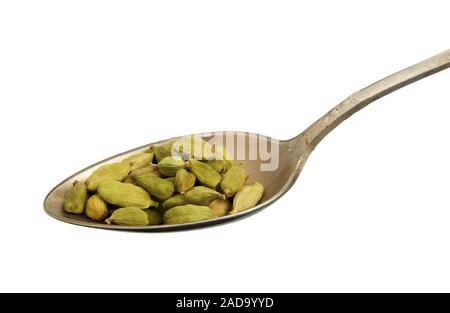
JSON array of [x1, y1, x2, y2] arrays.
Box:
[[63, 136, 264, 226]]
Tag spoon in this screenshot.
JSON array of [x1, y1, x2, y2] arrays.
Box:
[[44, 49, 450, 231]]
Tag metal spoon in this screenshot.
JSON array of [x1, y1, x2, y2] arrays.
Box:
[[44, 49, 450, 231]]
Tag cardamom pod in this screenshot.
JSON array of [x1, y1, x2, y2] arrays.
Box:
[[86, 162, 130, 192], [98, 180, 158, 209], [142, 146, 155, 154], [152, 142, 174, 162], [164, 205, 216, 225], [134, 175, 175, 201], [220, 166, 247, 198], [131, 164, 160, 176], [173, 136, 215, 160], [175, 169, 196, 194], [213, 145, 234, 170], [106, 207, 149, 226], [86, 194, 109, 221], [123, 164, 161, 184], [143, 209, 163, 225], [121, 152, 154, 171], [231, 182, 264, 214], [162, 186, 225, 209], [122, 176, 135, 184], [157, 156, 185, 177], [208, 198, 232, 217], [64, 180, 88, 214], [206, 160, 227, 174], [164, 177, 176, 183], [186, 159, 221, 189]]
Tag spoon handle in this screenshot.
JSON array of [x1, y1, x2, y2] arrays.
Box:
[[300, 49, 450, 149]]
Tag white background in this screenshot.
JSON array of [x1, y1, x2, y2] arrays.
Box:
[[1, 0, 450, 292]]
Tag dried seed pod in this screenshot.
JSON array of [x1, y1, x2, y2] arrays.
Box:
[[85, 194, 109, 221], [173, 136, 215, 160], [98, 180, 158, 209], [64, 180, 88, 214], [106, 207, 149, 226], [164, 205, 216, 225], [152, 142, 174, 162], [143, 209, 163, 225], [208, 198, 232, 217], [122, 176, 136, 184], [142, 146, 155, 154], [157, 156, 185, 177], [134, 175, 175, 201], [206, 160, 227, 174], [123, 164, 161, 184], [220, 166, 247, 198], [175, 169, 196, 194], [186, 159, 221, 189], [213, 145, 234, 170], [164, 177, 176, 183], [86, 163, 130, 192], [121, 152, 154, 171], [231, 182, 264, 214], [162, 186, 225, 209], [131, 164, 160, 177]]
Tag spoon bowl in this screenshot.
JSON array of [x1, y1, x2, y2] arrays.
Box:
[[44, 131, 302, 231], [44, 49, 450, 231]]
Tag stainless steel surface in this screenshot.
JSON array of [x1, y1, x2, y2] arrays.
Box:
[[44, 49, 450, 231]]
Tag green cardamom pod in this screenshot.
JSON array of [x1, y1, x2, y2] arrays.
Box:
[[173, 136, 215, 160], [64, 180, 88, 214], [86, 162, 130, 192], [98, 180, 158, 209], [121, 152, 154, 171], [175, 169, 196, 194], [231, 182, 264, 214], [86, 194, 109, 221], [123, 164, 161, 184], [208, 198, 232, 217], [164, 176, 176, 183], [206, 160, 227, 174], [164, 205, 216, 225], [122, 176, 135, 184], [131, 164, 160, 176], [162, 186, 225, 209], [143, 209, 163, 225], [213, 145, 234, 171], [134, 175, 175, 201], [186, 159, 221, 189], [152, 142, 174, 162], [157, 156, 185, 177], [106, 207, 149, 226], [220, 166, 247, 198], [142, 146, 155, 154]]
